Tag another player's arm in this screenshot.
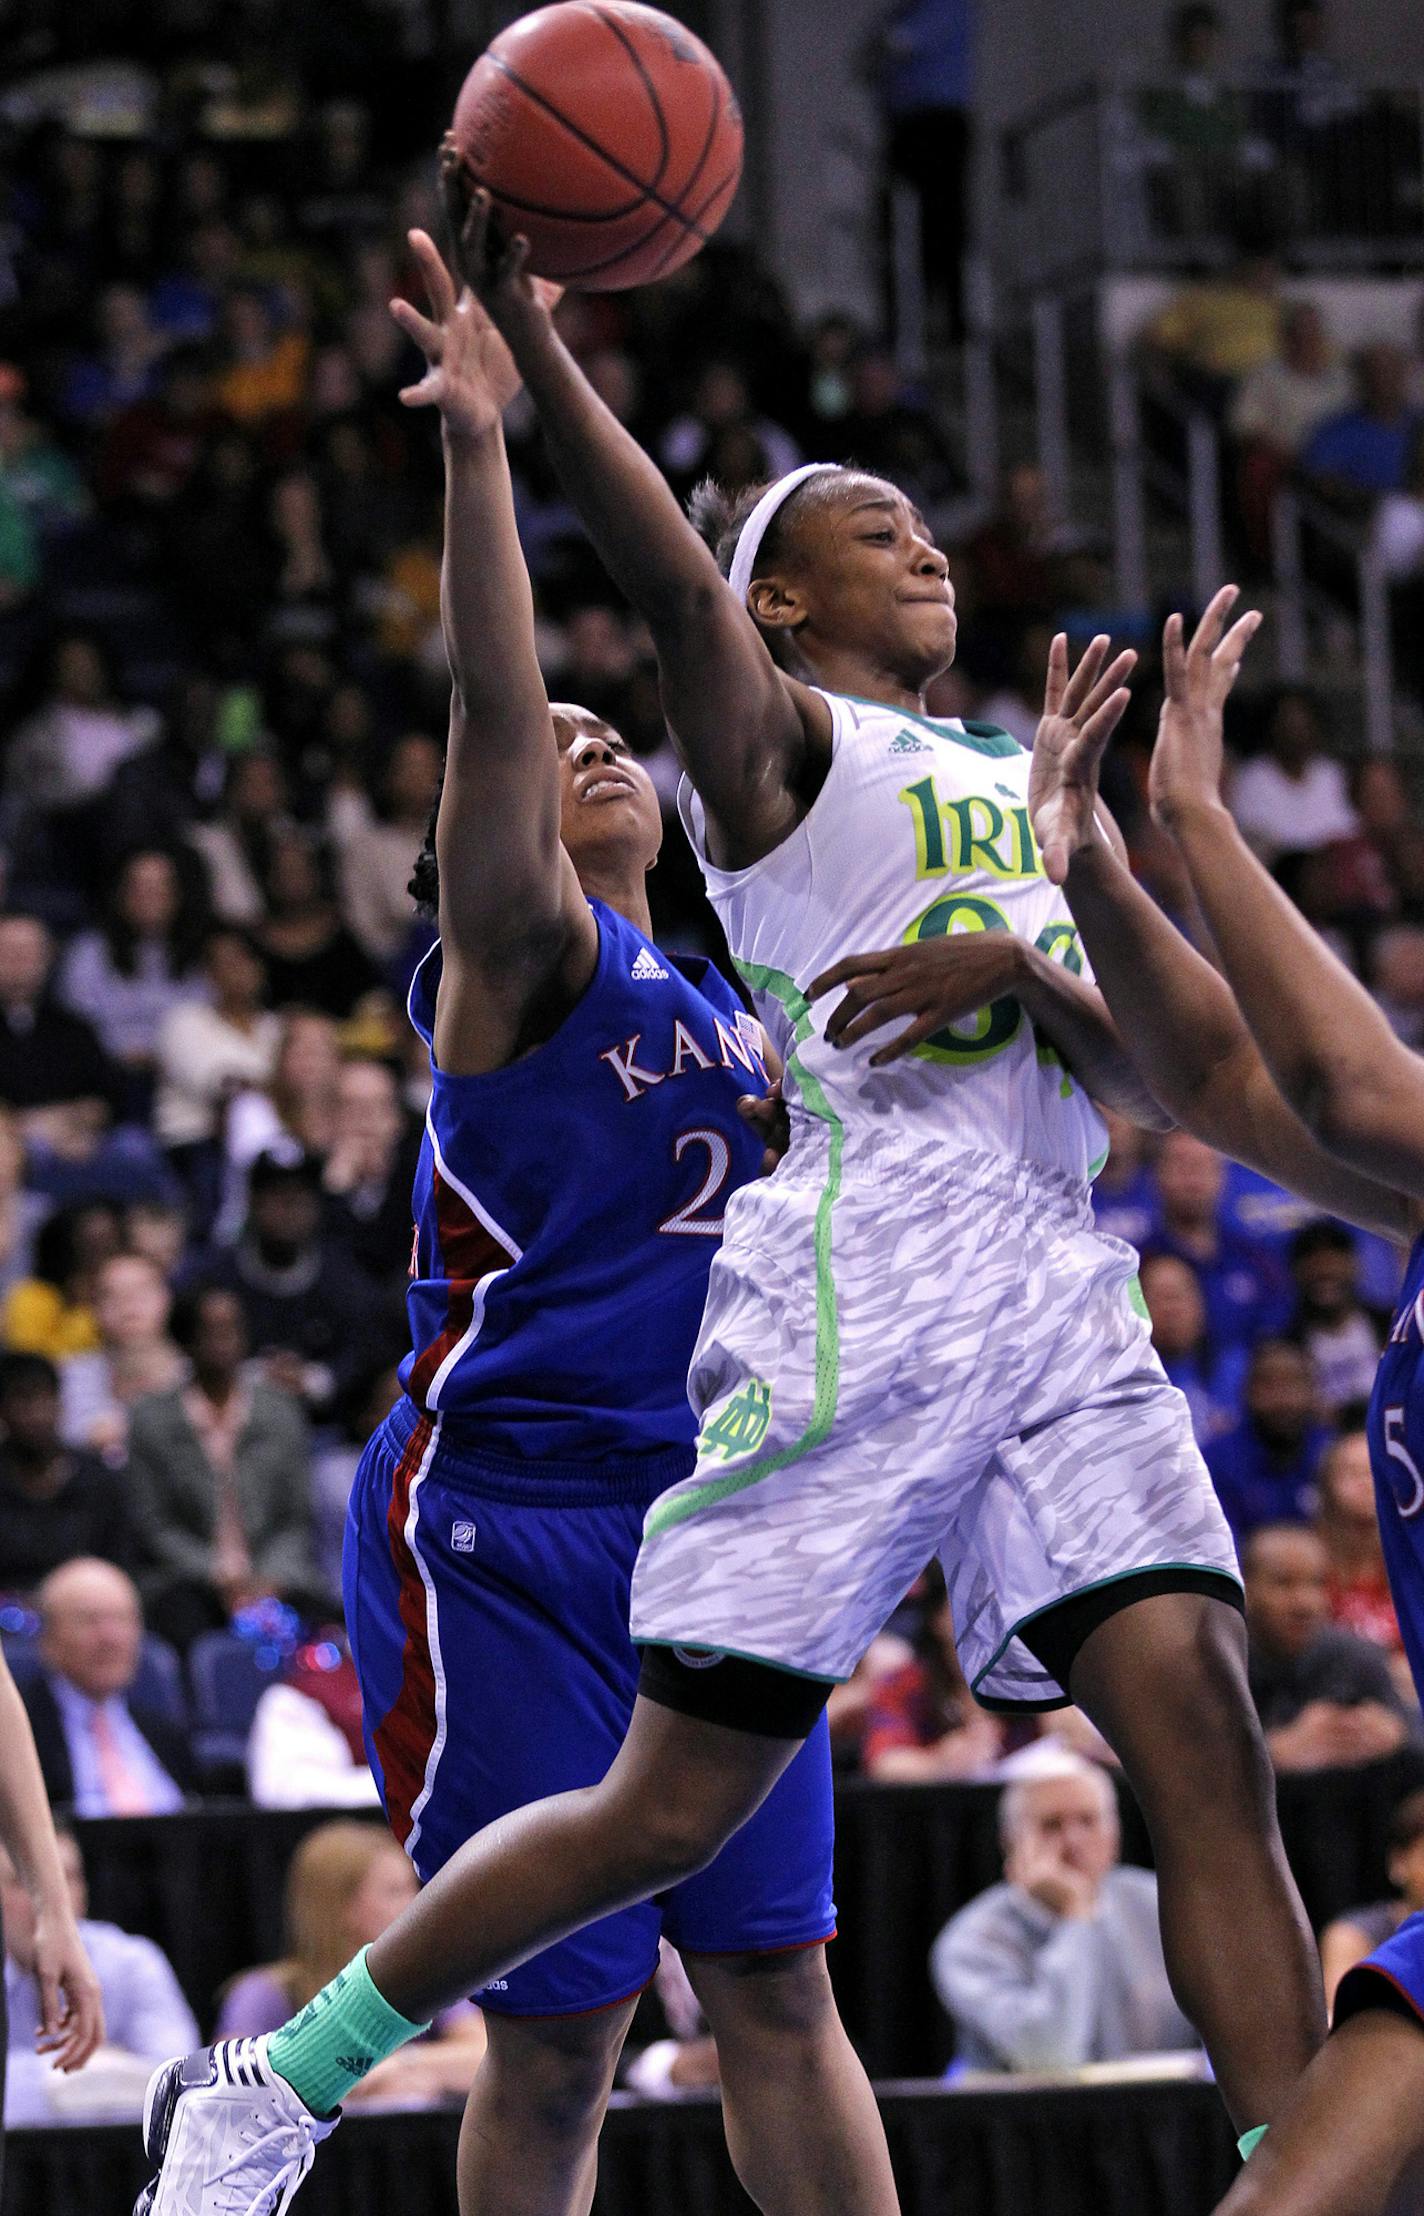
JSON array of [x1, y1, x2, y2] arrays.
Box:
[[1030, 595, 1415, 1242], [391, 224, 592, 1074], [439, 150, 820, 863], [0, 1650, 103, 2070]]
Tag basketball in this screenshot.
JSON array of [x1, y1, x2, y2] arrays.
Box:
[[451, 3, 743, 293]]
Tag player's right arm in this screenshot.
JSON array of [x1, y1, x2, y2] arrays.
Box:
[[1029, 597, 1415, 1243], [439, 149, 823, 868], [0, 1650, 103, 2070], [391, 223, 594, 1074]]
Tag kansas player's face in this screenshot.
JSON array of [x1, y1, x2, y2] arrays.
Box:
[[552, 706, 662, 884], [752, 475, 957, 690]]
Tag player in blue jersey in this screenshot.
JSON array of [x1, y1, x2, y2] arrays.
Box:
[[134, 228, 901, 2216], [1021, 585, 1424, 2216]]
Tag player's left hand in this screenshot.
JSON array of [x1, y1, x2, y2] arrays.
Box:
[[438, 135, 562, 355], [738, 1080, 789, 1174], [1027, 632, 1137, 886], [808, 936, 1027, 1067], [1149, 586, 1262, 835]]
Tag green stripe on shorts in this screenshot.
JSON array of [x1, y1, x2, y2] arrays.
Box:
[[643, 961, 844, 1540]]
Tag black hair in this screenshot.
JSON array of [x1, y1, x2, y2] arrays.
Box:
[[0, 1349, 60, 1400], [32, 1202, 121, 1296], [1288, 1219, 1356, 1266], [409, 774, 443, 923], [101, 846, 208, 980], [688, 467, 859, 586], [1389, 1788, 1424, 1858], [169, 1281, 245, 1359]]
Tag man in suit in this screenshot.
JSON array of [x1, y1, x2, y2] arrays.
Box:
[[22, 1558, 196, 1815]]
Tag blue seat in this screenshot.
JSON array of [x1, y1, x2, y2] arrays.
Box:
[[187, 1631, 283, 1774], [132, 1633, 188, 1728]]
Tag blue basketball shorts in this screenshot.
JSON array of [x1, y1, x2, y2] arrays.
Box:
[[1336, 1910, 1424, 2035], [342, 1393, 836, 2018]]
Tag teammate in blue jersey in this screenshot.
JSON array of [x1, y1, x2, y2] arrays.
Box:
[[134, 228, 901, 2216], [1022, 586, 1424, 2216]]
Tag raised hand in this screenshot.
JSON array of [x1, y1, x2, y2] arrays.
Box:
[[1149, 585, 1262, 833], [439, 135, 561, 348], [389, 225, 515, 442], [1027, 633, 1137, 886]]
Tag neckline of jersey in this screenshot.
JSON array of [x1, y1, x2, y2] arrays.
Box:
[[829, 693, 1021, 758]]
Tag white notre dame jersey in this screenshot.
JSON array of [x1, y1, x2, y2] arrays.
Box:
[[677, 688, 1109, 1186]]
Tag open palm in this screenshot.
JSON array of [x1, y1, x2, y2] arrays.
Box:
[[1028, 632, 1137, 886], [389, 227, 522, 441], [1149, 585, 1262, 831]]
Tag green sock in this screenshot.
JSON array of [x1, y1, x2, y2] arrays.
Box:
[[265, 1947, 428, 2115], [1238, 2126, 1268, 2163]]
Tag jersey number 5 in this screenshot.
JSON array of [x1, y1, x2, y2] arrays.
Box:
[[659, 1129, 732, 1238], [1383, 1406, 1424, 1519]]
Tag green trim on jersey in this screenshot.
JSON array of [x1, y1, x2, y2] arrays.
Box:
[[834, 695, 1022, 759], [968, 1561, 1246, 1702], [642, 959, 844, 1542]]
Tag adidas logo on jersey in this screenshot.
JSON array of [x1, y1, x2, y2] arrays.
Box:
[[631, 947, 670, 981], [888, 729, 930, 755]]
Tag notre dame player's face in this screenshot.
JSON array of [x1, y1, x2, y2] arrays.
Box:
[[787, 478, 956, 686], [552, 706, 662, 879]]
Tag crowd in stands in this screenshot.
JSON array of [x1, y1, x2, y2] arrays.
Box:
[[5, 0, 1424, 2124]]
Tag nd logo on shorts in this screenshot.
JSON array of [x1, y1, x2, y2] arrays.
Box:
[[699, 1377, 772, 1463]]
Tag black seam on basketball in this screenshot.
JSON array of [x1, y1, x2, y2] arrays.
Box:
[[644, 69, 727, 279], [588, 3, 672, 194], [478, 180, 648, 224], [486, 52, 709, 240], [529, 204, 683, 282]]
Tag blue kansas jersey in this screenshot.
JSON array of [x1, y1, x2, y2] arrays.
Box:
[[400, 899, 768, 1461], [1368, 1229, 1424, 1696]]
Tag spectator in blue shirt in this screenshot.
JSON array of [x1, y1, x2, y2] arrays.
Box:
[[1205, 1339, 1331, 1539], [1301, 343, 1422, 509], [1091, 1108, 1164, 1253], [1149, 1129, 1294, 1357], [1140, 1251, 1248, 1445], [866, 0, 976, 340]]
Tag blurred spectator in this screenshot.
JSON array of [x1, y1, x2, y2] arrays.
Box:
[[96, 345, 221, 510], [3, 1201, 122, 1362], [55, 848, 207, 1080], [22, 1558, 194, 1813], [830, 348, 955, 505], [1316, 1423, 1403, 1656], [5, 632, 160, 820], [957, 465, 1065, 626], [310, 1365, 402, 1597], [1301, 344, 1422, 510], [0, 1352, 133, 1593], [825, 1630, 915, 1774], [1243, 1524, 1413, 1771], [930, 1757, 1194, 2070], [1150, 1130, 1292, 1353], [1369, 925, 1424, 1050], [1320, 1787, 1424, 2010], [1140, 1250, 1245, 1444], [1286, 1221, 1387, 1414], [863, 1571, 1005, 1780], [246, 1633, 379, 1810], [187, 752, 293, 928], [1230, 301, 1350, 555], [1143, 251, 1282, 411], [152, 928, 280, 1188], [1137, 5, 1251, 240], [1254, 0, 1365, 236], [866, 0, 975, 341], [1090, 1110, 1162, 1252], [125, 1281, 320, 1651], [2, 1825, 198, 2124], [222, 1010, 342, 1219], [190, 1149, 391, 1419], [328, 730, 439, 965], [59, 1250, 183, 1459], [619, 1942, 721, 2100], [1205, 1339, 1329, 1537], [321, 1059, 422, 1293], [0, 362, 88, 540], [0, 914, 123, 1171], [255, 831, 379, 1020], [658, 360, 799, 494], [212, 286, 309, 428], [1229, 687, 1359, 864], [56, 283, 165, 430], [0, 1106, 49, 1301], [213, 1819, 484, 2098]]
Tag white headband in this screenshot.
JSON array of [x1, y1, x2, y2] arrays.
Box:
[[727, 463, 840, 607]]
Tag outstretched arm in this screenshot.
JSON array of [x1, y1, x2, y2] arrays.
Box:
[[1142, 595, 1424, 1211], [1029, 592, 1414, 1242], [391, 223, 592, 1074], [440, 153, 821, 867]]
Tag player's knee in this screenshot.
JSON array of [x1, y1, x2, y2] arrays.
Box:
[[1136, 1601, 1274, 1815], [482, 2014, 623, 2139], [693, 1946, 837, 2053]]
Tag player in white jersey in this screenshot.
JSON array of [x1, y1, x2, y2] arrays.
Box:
[[136, 169, 1325, 2202]]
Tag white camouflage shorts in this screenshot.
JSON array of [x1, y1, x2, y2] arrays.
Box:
[[630, 1127, 1240, 1705]]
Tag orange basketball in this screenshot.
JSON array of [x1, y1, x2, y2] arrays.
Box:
[[452, 3, 743, 293]]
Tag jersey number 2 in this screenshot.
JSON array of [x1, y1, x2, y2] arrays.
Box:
[[659, 1129, 732, 1238]]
